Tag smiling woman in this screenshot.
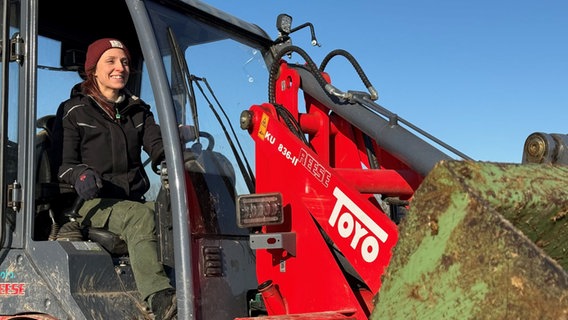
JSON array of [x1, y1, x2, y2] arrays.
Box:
[[10, 0, 273, 318], [85, 39, 131, 101], [80, 39, 132, 118], [49, 37, 176, 319]]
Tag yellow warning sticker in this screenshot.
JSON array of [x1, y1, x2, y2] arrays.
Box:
[[258, 113, 269, 140]]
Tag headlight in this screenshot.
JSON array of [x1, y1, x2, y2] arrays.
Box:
[[236, 193, 283, 228]]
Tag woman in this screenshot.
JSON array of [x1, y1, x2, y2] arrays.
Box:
[[51, 38, 176, 320]]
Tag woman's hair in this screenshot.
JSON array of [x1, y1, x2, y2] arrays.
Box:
[[81, 66, 117, 118]]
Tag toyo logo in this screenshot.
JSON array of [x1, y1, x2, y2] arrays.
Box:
[[328, 187, 389, 263]]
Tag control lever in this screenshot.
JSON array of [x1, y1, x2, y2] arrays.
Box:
[[66, 197, 85, 220], [57, 197, 85, 241]]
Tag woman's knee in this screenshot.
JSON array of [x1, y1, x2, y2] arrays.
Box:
[[119, 201, 154, 223]]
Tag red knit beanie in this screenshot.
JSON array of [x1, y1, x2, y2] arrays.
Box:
[[84, 38, 131, 71]]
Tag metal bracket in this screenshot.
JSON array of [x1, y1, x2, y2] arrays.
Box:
[[249, 232, 296, 256]]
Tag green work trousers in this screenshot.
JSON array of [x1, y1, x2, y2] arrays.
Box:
[[78, 198, 173, 301]]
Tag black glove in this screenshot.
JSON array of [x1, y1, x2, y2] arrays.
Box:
[[74, 169, 102, 200], [151, 152, 166, 174], [178, 124, 197, 143]]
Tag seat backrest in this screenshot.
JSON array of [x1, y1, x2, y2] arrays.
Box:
[[36, 115, 75, 208]]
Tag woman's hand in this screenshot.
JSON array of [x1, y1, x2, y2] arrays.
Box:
[[74, 169, 103, 200]]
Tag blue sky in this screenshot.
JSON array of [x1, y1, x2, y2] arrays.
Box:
[[204, 1, 568, 163]]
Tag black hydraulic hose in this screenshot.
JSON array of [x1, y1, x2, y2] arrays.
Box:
[[363, 135, 380, 169], [319, 49, 378, 101], [318, 49, 470, 161], [293, 65, 453, 176], [319, 49, 383, 167], [268, 45, 331, 147], [268, 46, 382, 165], [273, 104, 312, 149], [269, 45, 329, 105]]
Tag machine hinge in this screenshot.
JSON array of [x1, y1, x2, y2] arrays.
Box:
[[9, 33, 24, 64], [7, 180, 22, 212]]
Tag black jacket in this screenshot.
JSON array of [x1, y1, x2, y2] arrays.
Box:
[[51, 83, 164, 201]]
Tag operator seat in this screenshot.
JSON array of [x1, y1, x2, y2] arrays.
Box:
[[35, 115, 76, 240], [36, 115, 128, 256]]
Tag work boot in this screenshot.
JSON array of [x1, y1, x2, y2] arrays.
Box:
[[150, 288, 177, 320]]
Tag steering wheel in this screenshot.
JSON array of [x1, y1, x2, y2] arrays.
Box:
[[191, 131, 215, 151], [152, 130, 215, 174], [179, 125, 215, 150]]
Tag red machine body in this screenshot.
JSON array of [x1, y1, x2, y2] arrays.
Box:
[[241, 61, 424, 319]]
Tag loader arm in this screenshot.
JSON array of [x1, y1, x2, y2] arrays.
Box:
[[238, 58, 459, 318]]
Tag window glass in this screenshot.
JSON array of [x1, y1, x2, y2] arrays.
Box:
[[145, 3, 269, 197], [37, 37, 83, 120]]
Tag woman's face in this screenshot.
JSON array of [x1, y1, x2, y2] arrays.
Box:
[[94, 48, 130, 99]]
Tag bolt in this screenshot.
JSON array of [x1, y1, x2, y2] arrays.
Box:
[[240, 110, 252, 130]]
